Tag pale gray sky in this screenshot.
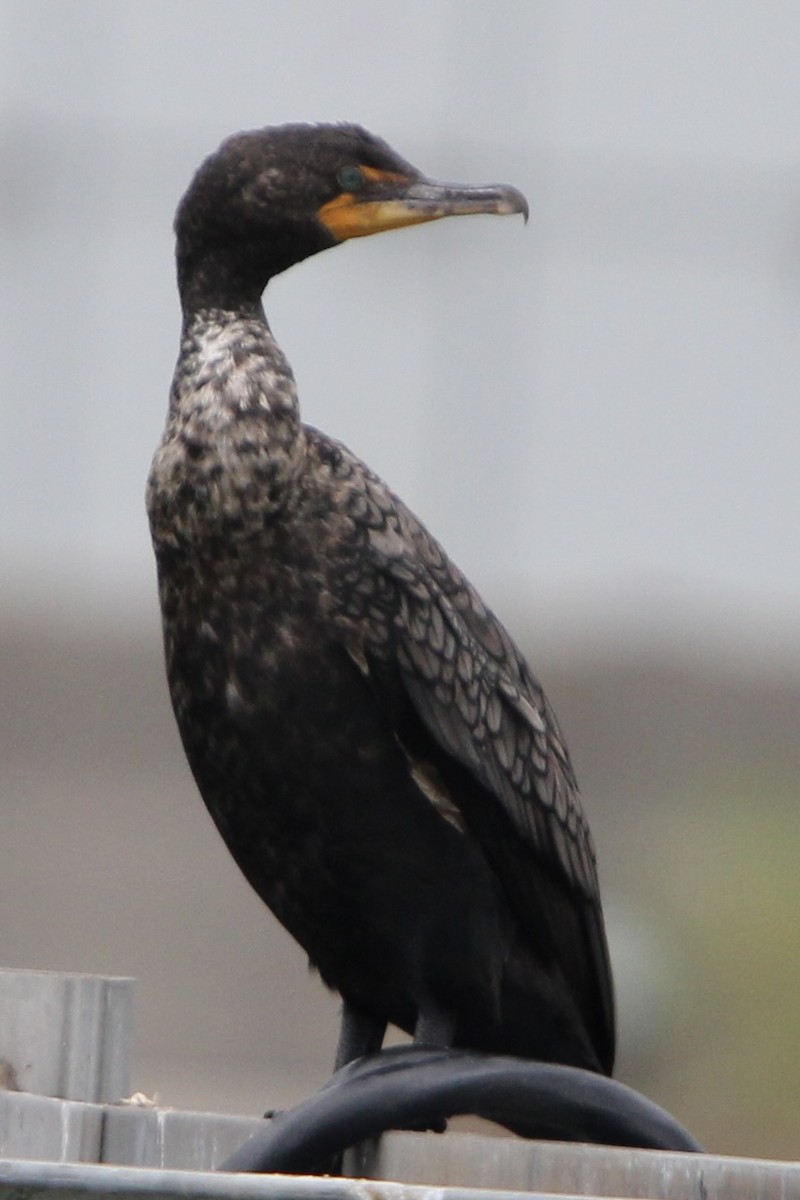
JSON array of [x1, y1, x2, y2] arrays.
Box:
[[2, 1, 799, 656]]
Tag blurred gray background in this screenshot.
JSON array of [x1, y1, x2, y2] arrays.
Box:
[[2, 0, 798, 1159]]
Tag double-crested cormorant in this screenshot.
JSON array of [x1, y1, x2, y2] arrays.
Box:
[[147, 123, 615, 1076]]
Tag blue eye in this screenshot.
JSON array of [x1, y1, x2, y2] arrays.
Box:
[[338, 166, 365, 191]]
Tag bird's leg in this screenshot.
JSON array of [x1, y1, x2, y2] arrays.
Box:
[[407, 1006, 455, 1134], [413, 1006, 456, 1049], [334, 1001, 387, 1071]]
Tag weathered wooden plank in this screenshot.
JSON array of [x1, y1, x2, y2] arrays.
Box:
[[0, 970, 134, 1103], [101, 1104, 264, 1170], [0, 1092, 103, 1163], [2, 1090, 798, 1196], [0, 1091, 264, 1170], [350, 1130, 800, 1199]]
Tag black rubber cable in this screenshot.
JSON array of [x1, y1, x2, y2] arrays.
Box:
[[219, 1046, 702, 1175]]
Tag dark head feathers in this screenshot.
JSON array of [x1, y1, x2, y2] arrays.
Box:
[[173, 121, 527, 315], [175, 123, 417, 243], [173, 123, 422, 308]]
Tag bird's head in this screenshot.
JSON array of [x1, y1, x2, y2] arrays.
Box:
[[175, 122, 528, 313]]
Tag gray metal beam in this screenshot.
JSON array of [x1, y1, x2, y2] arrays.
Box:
[[0, 1159, 564, 1200]]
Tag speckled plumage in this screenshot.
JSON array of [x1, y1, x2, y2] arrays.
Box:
[[147, 124, 615, 1075]]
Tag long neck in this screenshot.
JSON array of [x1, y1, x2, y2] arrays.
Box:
[[172, 303, 298, 430], [175, 223, 333, 318], [149, 304, 306, 553], [177, 247, 268, 319]]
